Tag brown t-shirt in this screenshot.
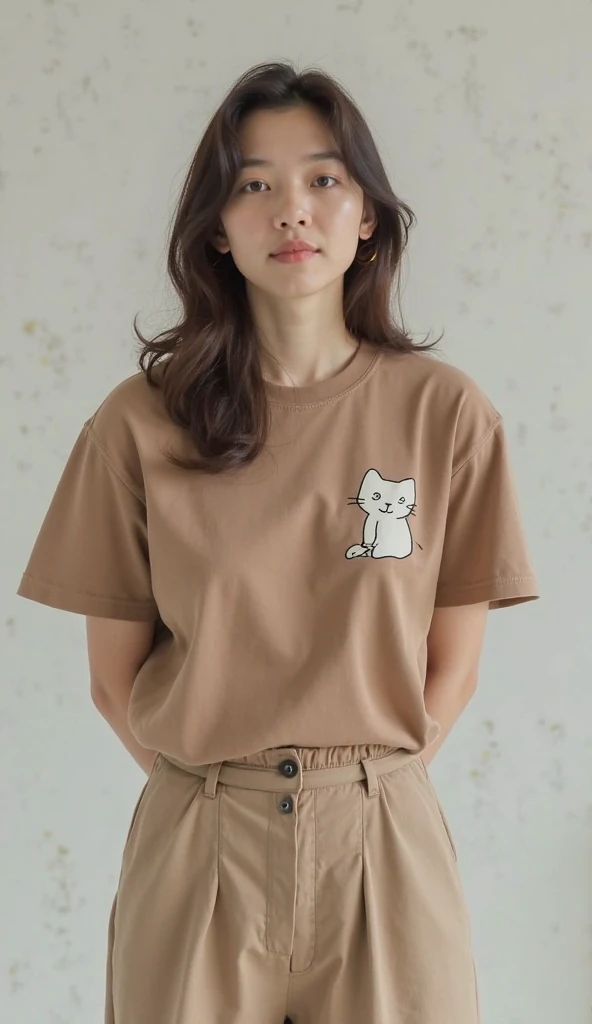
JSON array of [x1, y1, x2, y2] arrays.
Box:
[[16, 341, 539, 764]]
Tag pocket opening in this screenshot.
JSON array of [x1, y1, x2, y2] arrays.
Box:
[[417, 759, 458, 861]]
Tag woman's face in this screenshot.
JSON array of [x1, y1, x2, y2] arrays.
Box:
[[213, 104, 376, 300]]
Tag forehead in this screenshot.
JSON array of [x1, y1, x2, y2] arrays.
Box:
[[238, 105, 341, 165]]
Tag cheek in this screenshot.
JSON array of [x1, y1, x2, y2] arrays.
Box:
[[325, 192, 363, 231], [320, 196, 364, 262], [222, 206, 266, 251]]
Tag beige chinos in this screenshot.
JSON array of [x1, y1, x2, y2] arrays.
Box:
[[105, 743, 479, 1023]]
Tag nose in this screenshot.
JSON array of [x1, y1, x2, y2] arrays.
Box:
[[273, 188, 313, 230], [274, 210, 312, 229]]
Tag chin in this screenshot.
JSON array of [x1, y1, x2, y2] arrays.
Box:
[[269, 281, 333, 300], [249, 268, 343, 300]]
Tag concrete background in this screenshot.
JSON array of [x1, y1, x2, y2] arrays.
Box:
[[1, 1, 590, 1021]]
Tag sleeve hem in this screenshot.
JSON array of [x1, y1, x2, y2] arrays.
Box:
[[435, 575, 540, 610], [16, 574, 159, 621]]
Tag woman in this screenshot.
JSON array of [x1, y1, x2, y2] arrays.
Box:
[[17, 61, 539, 1023]]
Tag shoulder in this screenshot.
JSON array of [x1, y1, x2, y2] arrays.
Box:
[[83, 364, 169, 487], [88, 366, 164, 430], [377, 347, 502, 469], [378, 346, 499, 417], [87, 362, 170, 437]]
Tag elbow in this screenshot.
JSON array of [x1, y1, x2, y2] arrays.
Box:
[[90, 673, 135, 716], [90, 680, 111, 711], [463, 671, 479, 700]]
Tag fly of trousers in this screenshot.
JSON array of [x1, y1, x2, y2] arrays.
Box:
[[105, 743, 480, 1023]]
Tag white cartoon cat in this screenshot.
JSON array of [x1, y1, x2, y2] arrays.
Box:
[[345, 468, 416, 560]]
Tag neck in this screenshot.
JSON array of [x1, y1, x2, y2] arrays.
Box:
[[248, 280, 360, 388], [259, 335, 361, 388]]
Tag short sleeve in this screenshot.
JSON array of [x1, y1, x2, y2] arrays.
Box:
[[435, 415, 539, 610], [16, 421, 159, 621]]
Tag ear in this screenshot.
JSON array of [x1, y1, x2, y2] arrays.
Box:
[[359, 199, 378, 242], [210, 222, 231, 255]]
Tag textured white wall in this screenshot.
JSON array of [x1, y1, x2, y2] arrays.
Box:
[[2, 2, 590, 1021]]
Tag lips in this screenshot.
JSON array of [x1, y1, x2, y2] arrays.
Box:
[[271, 241, 318, 255]]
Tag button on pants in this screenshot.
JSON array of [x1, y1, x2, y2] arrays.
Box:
[[105, 744, 480, 1023]]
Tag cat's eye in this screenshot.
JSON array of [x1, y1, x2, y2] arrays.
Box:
[[372, 492, 381, 500], [398, 496, 405, 503]]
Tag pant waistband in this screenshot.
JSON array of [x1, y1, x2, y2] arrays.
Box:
[[160, 746, 421, 800]]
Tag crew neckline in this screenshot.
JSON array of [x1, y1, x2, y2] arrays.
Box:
[[263, 339, 381, 407]]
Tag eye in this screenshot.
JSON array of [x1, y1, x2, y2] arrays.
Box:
[[398, 496, 405, 503], [240, 180, 269, 194], [239, 174, 339, 194], [314, 175, 338, 188], [372, 492, 381, 500]]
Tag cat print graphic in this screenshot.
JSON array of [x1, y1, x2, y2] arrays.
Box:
[[345, 468, 421, 560]]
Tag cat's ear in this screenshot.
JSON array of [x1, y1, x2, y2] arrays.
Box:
[[363, 468, 383, 487], [400, 477, 416, 498]]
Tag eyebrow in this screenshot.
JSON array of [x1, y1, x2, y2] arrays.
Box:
[[239, 149, 345, 170]]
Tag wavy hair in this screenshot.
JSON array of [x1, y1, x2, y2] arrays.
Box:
[[134, 60, 440, 472]]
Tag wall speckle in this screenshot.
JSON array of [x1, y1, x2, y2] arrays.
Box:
[[7, 960, 31, 995], [448, 25, 488, 43], [42, 833, 86, 973]]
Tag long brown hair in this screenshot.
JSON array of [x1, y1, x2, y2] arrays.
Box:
[[135, 60, 440, 473]]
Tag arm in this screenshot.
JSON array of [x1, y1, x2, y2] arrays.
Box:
[[87, 616, 159, 775], [421, 601, 490, 767]]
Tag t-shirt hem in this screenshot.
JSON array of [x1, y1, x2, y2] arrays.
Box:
[[16, 574, 159, 621], [435, 575, 540, 609]]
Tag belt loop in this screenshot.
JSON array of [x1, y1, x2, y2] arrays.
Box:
[[203, 761, 224, 799], [360, 757, 379, 798]]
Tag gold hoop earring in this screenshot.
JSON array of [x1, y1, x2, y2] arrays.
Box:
[[355, 239, 378, 264]]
